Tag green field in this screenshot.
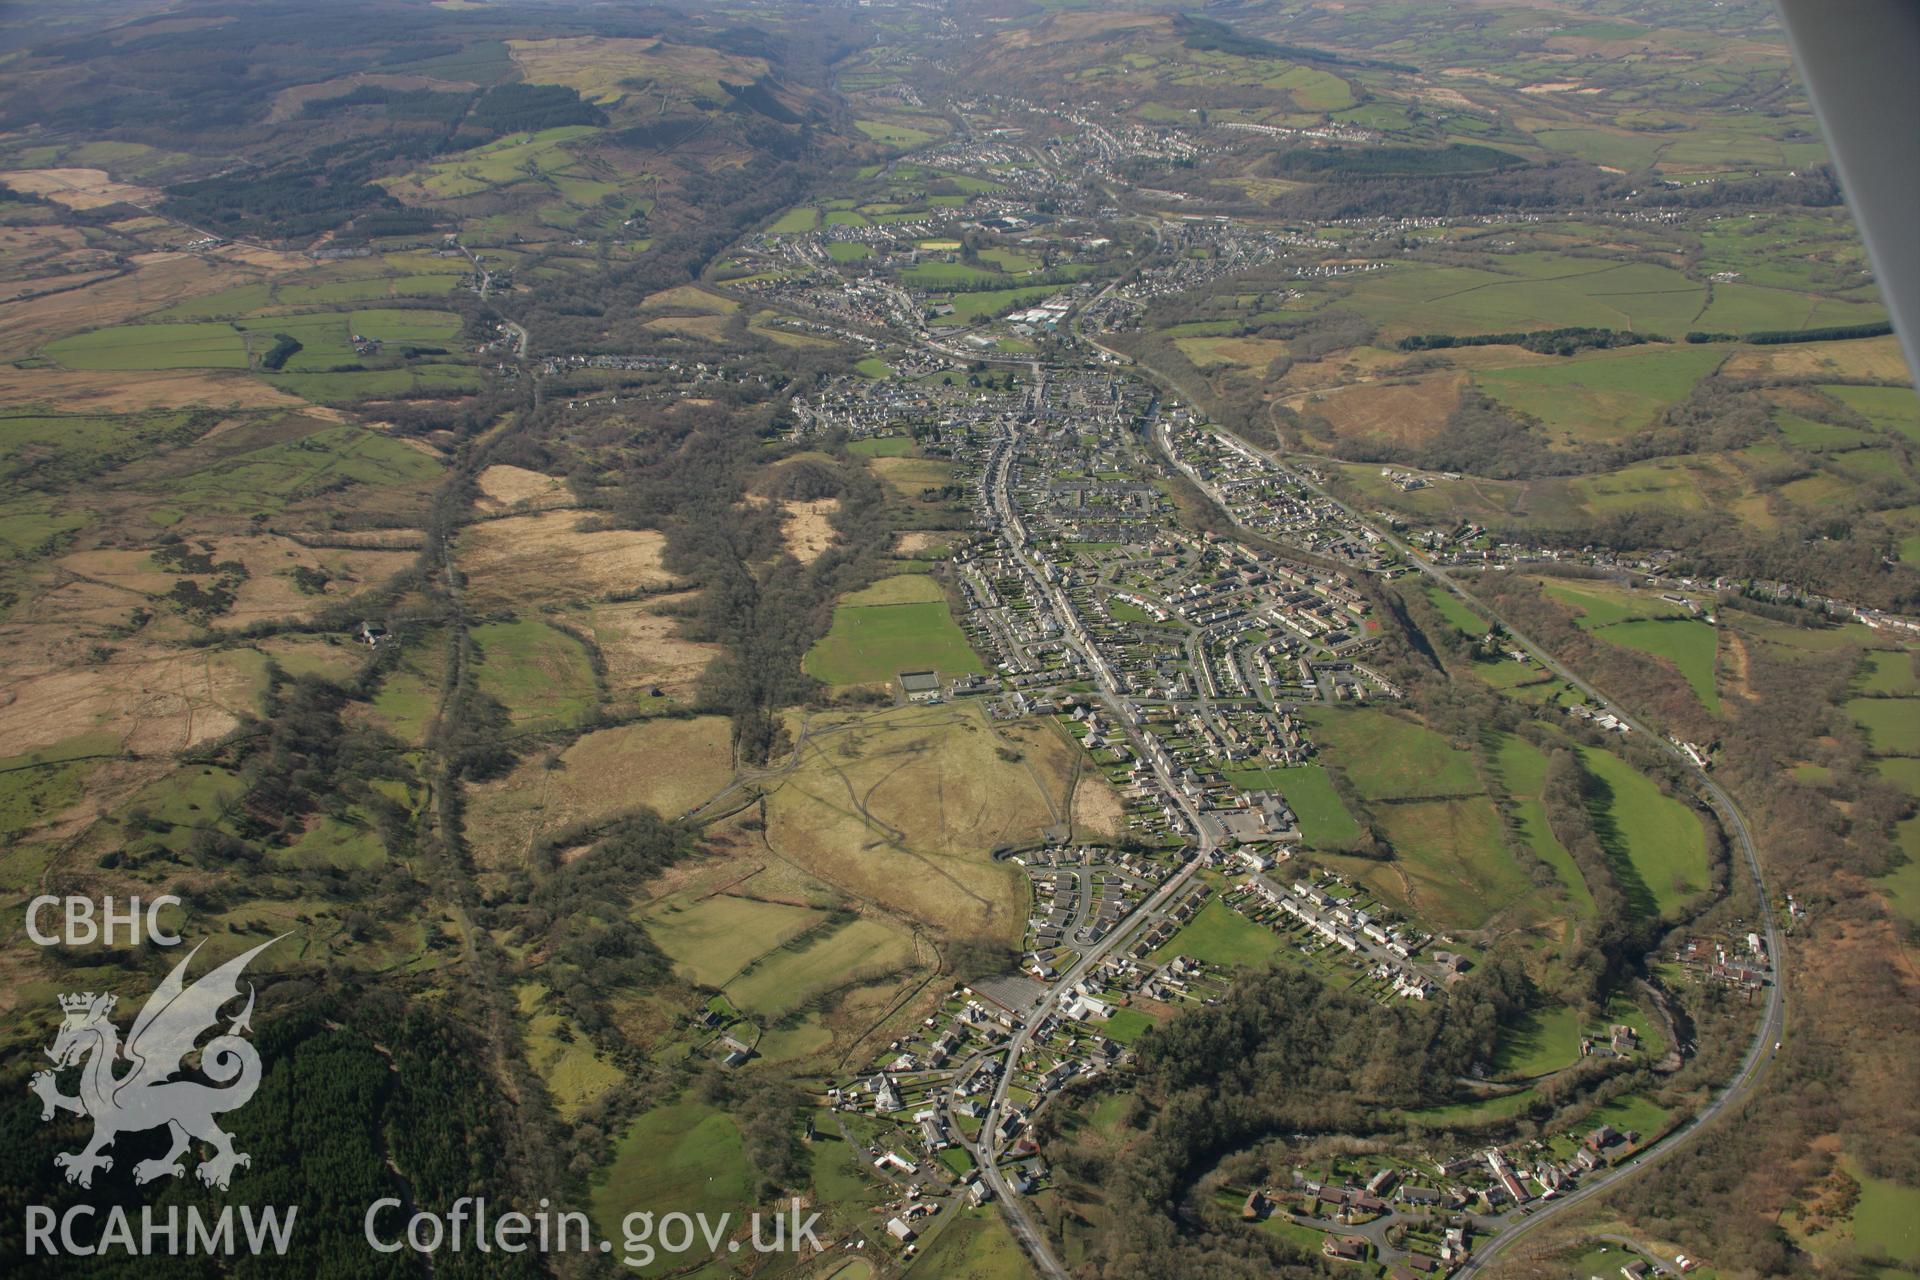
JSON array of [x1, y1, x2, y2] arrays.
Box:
[[155, 267, 466, 320], [1589, 1091, 1672, 1143], [1533, 127, 1666, 170], [519, 985, 623, 1119], [645, 895, 824, 987], [856, 119, 938, 147], [470, 619, 597, 730], [46, 322, 251, 369], [398, 124, 599, 199], [1425, 584, 1490, 635], [1571, 462, 1709, 516], [1694, 280, 1883, 335], [1849, 697, 1920, 755], [1579, 745, 1710, 916], [1774, 412, 1875, 450], [1307, 708, 1481, 799], [1340, 256, 1714, 340], [1274, 764, 1362, 847], [163, 423, 442, 514], [1595, 618, 1720, 712], [1401, 1086, 1538, 1128], [902, 261, 1004, 287], [347, 307, 463, 342], [725, 917, 916, 1017], [1476, 346, 1725, 441], [1824, 384, 1920, 445], [276, 812, 385, 869], [846, 435, 913, 455], [1149, 899, 1283, 969], [0, 410, 194, 485], [0, 732, 122, 842], [1490, 734, 1596, 917], [979, 247, 1038, 274], [1880, 833, 1920, 927], [945, 286, 1065, 323], [802, 574, 983, 686], [269, 363, 481, 404], [1490, 1003, 1583, 1079], [768, 206, 819, 233], [808, 1123, 885, 1211], [44, 308, 463, 373], [365, 636, 446, 744], [1848, 1164, 1920, 1264], [1098, 1006, 1155, 1044], [591, 1100, 753, 1270], [1542, 578, 1691, 627], [1366, 795, 1533, 931], [908, 1206, 1037, 1279]]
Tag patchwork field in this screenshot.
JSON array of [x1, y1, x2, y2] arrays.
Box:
[[761, 703, 1060, 942], [456, 510, 673, 610], [473, 464, 571, 512], [465, 716, 734, 866], [585, 592, 719, 707], [1298, 371, 1467, 449], [518, 984, 623, 1119]]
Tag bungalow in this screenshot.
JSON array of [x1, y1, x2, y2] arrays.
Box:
[[1322, 1236, 1369, 1262]]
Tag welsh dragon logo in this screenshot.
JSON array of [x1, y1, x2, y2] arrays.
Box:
[[29, 937, 282, 1191]]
